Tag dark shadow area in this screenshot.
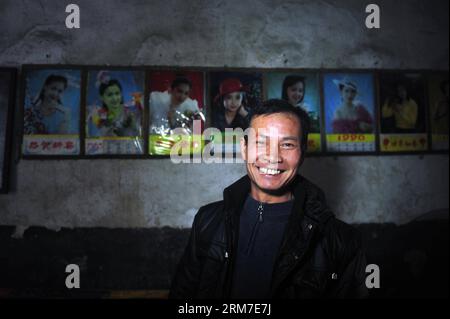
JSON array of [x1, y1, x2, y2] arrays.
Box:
[[359, 210, 449, 298], [0, 211, 448, 298]]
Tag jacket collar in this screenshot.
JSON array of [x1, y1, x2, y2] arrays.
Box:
[[223, 175, 251, 213], [223, 174, 334, 226]]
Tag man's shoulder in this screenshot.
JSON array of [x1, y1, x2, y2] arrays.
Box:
[[300, 176, 326, 197], [322, 217, 363, 257], [326, 217, 360, 239], [299, 175, 330, 216], [297, 177, 362, 249], [194, 200, 225, 225], [198, 200, 224, 213], [190, 200, 226, 241]]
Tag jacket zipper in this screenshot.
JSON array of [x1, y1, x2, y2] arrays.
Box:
[[258, 202, 264, 223], [245, 202, 264, 255]]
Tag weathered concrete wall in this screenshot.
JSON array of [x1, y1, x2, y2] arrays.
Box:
[[1, 0, 448, 68], [0, 0, 448, 232]]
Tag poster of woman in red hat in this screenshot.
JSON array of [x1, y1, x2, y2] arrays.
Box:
[[210, 72, 263, 132]]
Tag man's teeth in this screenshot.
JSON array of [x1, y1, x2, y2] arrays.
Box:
[[259, 167, 281, 175]]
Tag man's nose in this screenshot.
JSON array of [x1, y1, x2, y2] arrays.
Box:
[[264, 142, 282, 163]]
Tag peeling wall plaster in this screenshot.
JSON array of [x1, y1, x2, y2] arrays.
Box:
[[0, 0, 448, 232]]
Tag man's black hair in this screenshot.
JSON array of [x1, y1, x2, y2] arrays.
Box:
[[248, 99, 310, 156]]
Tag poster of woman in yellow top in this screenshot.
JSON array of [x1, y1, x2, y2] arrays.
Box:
[[427, 73, 449, 151], [379, 73, 427, 152]]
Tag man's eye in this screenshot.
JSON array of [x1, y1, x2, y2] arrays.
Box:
[[282, 143, 296, 148]]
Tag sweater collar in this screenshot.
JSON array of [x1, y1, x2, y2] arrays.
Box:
[[223, 175, 333, 226]]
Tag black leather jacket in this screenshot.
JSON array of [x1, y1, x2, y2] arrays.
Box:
[[170, 175, 369, 299]]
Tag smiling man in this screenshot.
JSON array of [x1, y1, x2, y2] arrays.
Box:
[[170, 99, 368, 299]]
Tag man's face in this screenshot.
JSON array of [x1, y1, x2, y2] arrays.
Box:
[[241, 112, 302, 196], [170, 83, 191, 106]]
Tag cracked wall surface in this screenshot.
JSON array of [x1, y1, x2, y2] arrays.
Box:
[[0, 0, 448, 232]]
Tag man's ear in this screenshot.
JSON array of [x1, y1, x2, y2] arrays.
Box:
[[240, 137, 247, 162]]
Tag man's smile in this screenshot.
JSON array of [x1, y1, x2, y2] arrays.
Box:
[[255, 165, 286, 176]]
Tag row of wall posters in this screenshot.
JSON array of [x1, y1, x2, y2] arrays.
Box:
[[20, 67, 448, 156]]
